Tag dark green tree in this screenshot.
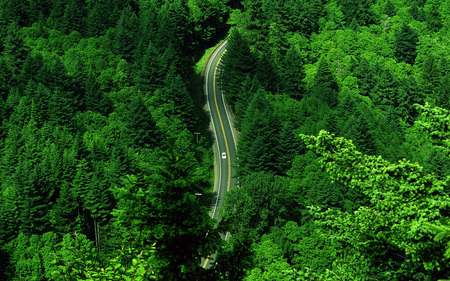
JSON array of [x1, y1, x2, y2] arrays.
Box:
[[276, 121, 303, 174], [255, 46, 279, 93], [164, 74, 197, 130], [281, 46, 305, 100], [62, 0, 86, 34], [338, 0, 376, 26], [311, 56, 339, 108], [425, 1, 442, 32], [113, 5, 138, 61], [135, 41, 165, 94], [147, 150, 222, 280], [384, 0, 397, 17], [124, 95, 159, 149], [394, 23, 418, 65], [220, 29, 257, 108], [2, 22, 28, 84]]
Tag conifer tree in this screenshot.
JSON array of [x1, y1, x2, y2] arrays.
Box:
[[62, 0, 86, 34], [277, 122, 303, 173], [220, 29, 257, 107], [421, 54, 440, 99], [234, 76, 261, 130], [2, 22, 28, 83], [394, 23, 418, 65], [141, 150, 222, 280], [164, 74, 196, 130], [113, 5, 138, 62], [384, 0, 397, 17], [255, 46, 279, 93], [281, 46, 305, 100], [311, 56, 339, 108], [124, 95, 159, 149], [135, 41, 164, 94]]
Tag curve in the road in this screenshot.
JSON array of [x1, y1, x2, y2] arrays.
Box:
[[202, 39, 237, 268]]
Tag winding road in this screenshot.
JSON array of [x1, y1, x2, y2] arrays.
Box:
[[201, 40, 237, 268]]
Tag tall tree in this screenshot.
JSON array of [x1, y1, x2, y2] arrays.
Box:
[[124, 95, 159, 149], [281, 46, 305, 100], [394, 23, 418, 65], [220, 29, 257, 108], [311, 55, 339, 108]]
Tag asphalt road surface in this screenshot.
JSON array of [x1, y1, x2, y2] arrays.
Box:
[[201, 40, 237, 268]]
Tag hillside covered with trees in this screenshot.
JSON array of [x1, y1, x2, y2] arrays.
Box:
[[219, 0, 450, 280], [0, 0, 234, 280], [1, 0, 450, 280]]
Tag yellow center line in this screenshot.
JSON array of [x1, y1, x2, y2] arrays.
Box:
[[202, 47, 229, 269], [213, 50, 231, 192], [202, 255, 210, 268]]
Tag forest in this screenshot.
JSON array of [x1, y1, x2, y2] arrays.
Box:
[[0, 0, 450, 280]]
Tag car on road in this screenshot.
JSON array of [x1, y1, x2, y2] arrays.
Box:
[[221, 152, 226, 159]]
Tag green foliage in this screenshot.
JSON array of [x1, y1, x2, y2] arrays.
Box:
[[395, 23, 419, 65], [301, 129, 450, 279]]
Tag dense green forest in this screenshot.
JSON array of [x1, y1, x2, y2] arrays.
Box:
[[0, 0, 234, 280], [219, 0, 450, 280], [1, 0, 450, 280]]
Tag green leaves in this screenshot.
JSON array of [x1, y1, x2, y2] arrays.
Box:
[[301, 128, 450, 279]]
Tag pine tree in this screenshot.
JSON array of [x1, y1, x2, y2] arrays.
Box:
[[409, 1, 425, 21], [343, 114, 376, 155], [2, 22, 28, 84], [255, 46, 279, 94], [234, 76, 261, 130], [394, 23, 418, 65], [113, 5, 138, 62], [147, 150, 222, 280], [164, 74, 196, 130], [62, 0, 86, 34], [421, 54, 440, 99], [277, 122, 303, 173], [281, 46, 305, 100], [384, 0, 397, 17], [50, 181, 79, 234], [124, 95, 159, 149], [220, 29, 257, 108], [311, 55, 339, 108], [425, 1, 442, 32], [135, 41, 164, 94]]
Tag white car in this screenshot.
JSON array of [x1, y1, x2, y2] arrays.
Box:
[[221, 152, 227, 159]]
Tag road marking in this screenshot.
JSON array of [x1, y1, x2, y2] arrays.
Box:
[[202, 255, 210, 268], [202, 41, 229, 269], [212, 53, 232, 192], [206, 41, 227, 220]]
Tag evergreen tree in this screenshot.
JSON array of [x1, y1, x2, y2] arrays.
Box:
[[311, 56, 339, 108], [384, 0, 397, 17], [146, 150, 222, 280], [409, 1, 425, 21], [62, 0, 86, 34], [164, 74, 196, 130], [425, 0, 442, 32], [281, 46, 305, 100], [421, 54, 440, 99], [135, 41, 164, 94], [255, 46, 279, 94], [220, 29, 257, 108], [339, 0, 376, 26], [113, 5, 138, 62], [276, 121, 303, 173], [343, 113, 376, 155], [124, 95, 159, 149], [394, 23, 418, 65], [2, 22, 28, 84], [234, 76, 261, 130]]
